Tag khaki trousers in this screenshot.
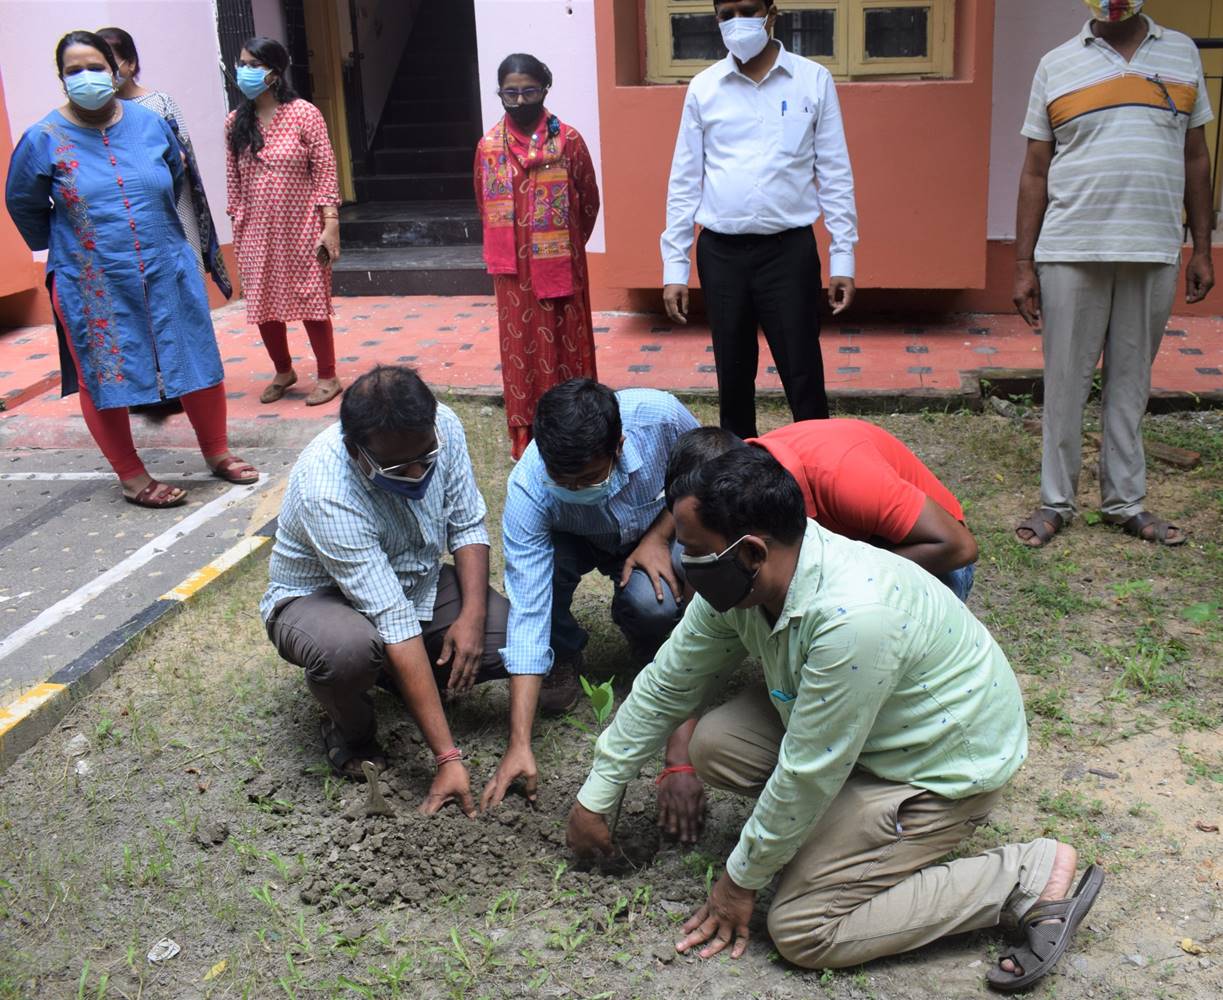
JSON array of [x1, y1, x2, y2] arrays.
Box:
[[688, 687, 1057, 969], [1037, 261, 1179, 519]]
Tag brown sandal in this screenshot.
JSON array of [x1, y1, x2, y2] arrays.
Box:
[[1015, 507, 1065, 548], [209, 455, 259, 485], [123, 480, 187, 509], [1106, 510, 1187, 547], [305, 378, 342, 407], [260, 372, 298, 404], [320, 720, 386, 781]]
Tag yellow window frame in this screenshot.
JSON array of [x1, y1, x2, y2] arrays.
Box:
[[645, 0, 955, 84]]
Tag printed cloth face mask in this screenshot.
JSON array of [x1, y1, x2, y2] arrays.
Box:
[[1083, 0, 1144, 22], [720, 16, 771, 62], [65, 70, 116, 111], [681, 535, 759, 613], [236, 65, 270, 99], [356, 442, 440, 501]]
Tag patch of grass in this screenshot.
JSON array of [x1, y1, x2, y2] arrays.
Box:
[[1176, 746, 1223, 785]]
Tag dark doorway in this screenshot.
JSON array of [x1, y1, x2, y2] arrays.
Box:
[[333, 0, 490, 296]]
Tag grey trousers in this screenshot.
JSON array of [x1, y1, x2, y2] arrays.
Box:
[[266, 564, 509, 744], [1037, 261, 1179, 518], [689, 687, 1057, 969]]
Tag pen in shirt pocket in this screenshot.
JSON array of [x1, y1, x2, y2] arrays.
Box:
[[781, 100, 787, 117]]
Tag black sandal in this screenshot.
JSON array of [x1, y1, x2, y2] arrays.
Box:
[[320, 720, 386, 780], [1015, 508, 1065, 548], [986, 865, 1105, 992], [1106, 510, 1187, 547]]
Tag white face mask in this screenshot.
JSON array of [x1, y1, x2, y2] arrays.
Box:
[[720, 16, 770, 63]]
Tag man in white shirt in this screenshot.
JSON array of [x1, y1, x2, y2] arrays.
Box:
[[661, 0, 858, 439]]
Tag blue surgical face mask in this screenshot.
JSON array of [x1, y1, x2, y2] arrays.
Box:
[[544, 460, 616, 506], [236, 65, 270, 100], [64, 69, 116, 112], [372, 460, 437, 501]]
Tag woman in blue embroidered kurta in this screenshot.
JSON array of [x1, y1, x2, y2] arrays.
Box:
[[4, 31, 256, 507]]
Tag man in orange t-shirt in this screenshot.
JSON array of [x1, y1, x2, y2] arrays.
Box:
[[666, 420, 978, 600]]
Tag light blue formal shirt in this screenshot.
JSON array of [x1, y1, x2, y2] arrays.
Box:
[[260, 406, 489, 643], [500, 389, 700, 675]]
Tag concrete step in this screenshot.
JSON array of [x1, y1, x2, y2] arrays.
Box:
[[384, 98, 472, 124], [378, 121, 480, 148], [340, 200, 481, 248], [372, 145, 472, 175], [332, 246, 492, 296], [354, 172, 473, 203]]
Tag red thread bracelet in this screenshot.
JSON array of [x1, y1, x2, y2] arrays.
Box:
[[434, 747, 463, 769], [655, 764, 697, 786]]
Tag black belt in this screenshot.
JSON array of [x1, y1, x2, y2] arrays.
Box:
[[703, 226, 807, 243]]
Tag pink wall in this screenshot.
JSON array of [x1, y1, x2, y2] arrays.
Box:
[[473, 0, 606, 252], [986, 0, 1086, 238], [0, 0, 232, 244]]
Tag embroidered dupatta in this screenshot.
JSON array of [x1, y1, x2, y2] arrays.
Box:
[[477, 113, 575, 300]]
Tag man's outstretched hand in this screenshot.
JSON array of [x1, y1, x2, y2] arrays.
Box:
[[676, 870, 756, 959], [418, 761, 477, 818], [657, 770, 706, 845], [566, 801, 615, 859], [480, 744, 539, 811]]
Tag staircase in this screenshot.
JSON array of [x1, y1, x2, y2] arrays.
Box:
[[334, 1, 491, 297]]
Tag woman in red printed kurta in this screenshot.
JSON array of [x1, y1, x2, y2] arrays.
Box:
[[226, 37, 343, 406], [475, 54, 601, 459]]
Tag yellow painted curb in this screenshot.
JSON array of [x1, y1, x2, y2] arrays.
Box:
[[161, 534, 270, 602], [0, 682, 68, 739]]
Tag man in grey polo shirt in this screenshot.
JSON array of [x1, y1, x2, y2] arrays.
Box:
[[1013, 1, 1214, 548]]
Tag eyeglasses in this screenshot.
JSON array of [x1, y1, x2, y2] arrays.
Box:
[[498, 87, 545, 103], [356, 439, 440, 483], [543, 456, 616, 492]]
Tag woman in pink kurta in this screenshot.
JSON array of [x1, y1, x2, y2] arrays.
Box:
[[226, 37, 343, 406], [475, 54, 600, 459]]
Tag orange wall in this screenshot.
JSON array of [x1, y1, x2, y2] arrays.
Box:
[[0, 71, 39, 303], [591, 0, 996, 309]]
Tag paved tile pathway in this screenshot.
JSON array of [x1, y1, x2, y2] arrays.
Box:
[[3, 296, 1222, 434]]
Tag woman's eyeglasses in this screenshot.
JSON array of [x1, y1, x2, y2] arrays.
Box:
[[498, 87, 544, 103]]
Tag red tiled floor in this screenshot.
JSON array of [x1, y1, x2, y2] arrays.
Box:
[[3, 297, 1222, 432]]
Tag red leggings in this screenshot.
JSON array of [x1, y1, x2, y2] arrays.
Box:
[[257, 319, 337, 379], [51, 280, 230, 481]]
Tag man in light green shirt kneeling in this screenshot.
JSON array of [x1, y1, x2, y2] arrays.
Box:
[[566, 447, 1102, 991]]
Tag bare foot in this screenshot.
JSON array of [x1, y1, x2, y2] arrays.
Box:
[[998, 841, 1077, 975]]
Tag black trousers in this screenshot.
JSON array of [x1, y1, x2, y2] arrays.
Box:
[[696, 226, 828, 439]]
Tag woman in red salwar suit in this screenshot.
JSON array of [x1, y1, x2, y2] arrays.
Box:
[[475, 53, 601, 459]]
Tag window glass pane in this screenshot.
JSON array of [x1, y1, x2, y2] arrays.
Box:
[[864, 7, 929, 59], [776, 10, 836, 58], [671, 14, 723, 60]]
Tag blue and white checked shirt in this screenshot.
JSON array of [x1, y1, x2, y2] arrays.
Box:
[[501, 389, 699, 675], [260, 405, 489, 644]]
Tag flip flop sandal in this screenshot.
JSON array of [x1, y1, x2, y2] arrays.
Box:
[[1015, 508, 1065, 548], [320, 720, 386, 781], [123, 480, 188, 509], [260, 373, 298, 404], [1107, 510, 1187, 547], [986, 864, 1105, 992], [305, 379, 342, 407], [209, 455, 260, 485]]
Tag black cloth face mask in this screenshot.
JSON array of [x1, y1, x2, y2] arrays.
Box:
[[681, 535, 760, 613], [504, 102, 545, 129]]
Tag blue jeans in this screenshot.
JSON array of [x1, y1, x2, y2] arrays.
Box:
[[551, 533, 685, 664], [934, 562, 976, 602]]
